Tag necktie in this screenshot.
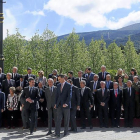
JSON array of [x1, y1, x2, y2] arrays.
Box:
[[115, 90, 117, 98], [93, 82, 96, 90], [30, 87, 32, 95], [129, 88, 131, 96], [102, 72, 104, 79], [81, 89, 84, 96], [102, 89, 104, 97], [13, 73, 15, 79], [61, 84, 63, 92]]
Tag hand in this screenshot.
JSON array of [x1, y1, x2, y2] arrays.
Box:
[[90, 105, 93, 108], [93, 89, 96, 92], [22, 104, 24, 108], [1, 109, 3, 112], [39, 98, 44, 103], [54, 105, 56, 109], [63, 104, 68, 108], [8, 108, 13, 111], [77, 106, 80, 110], [26, 98, 31, 102]]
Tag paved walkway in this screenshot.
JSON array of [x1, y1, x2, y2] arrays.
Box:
[[0, 127, 140, 140]]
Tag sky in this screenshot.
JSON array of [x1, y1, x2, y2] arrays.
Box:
[[3, 0, 140, 39]]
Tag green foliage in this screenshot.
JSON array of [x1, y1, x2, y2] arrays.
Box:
[[3, 28, 140, 76]]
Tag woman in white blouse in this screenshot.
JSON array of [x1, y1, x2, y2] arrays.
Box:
[[6, 87, 18, 129]]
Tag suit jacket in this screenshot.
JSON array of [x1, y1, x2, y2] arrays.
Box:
[[71, 85, 80, 108], [2, 79, 15, 97], [0, 73, 6, 88], [20, 86, 40, 111], [80, 87, 94, 108], [123, 87, 135, 108], [98, 71, 109, 81], [90, 80, 101, 93], [36, 76, 47, 86], [11, 73, 20, 82], [110, 89, 122, 108], [74, 77, 87, 88], [54, 81, 59, 86], [38, 87, 46, 108], [105, 81, 113, 90], [48, 74, 58, 79], [68, 77, 75, 84], [16, 80, 28, 89], [96, 88, 110, 107], [85, 72, 95, 86], [55, 82, 71, 108], [24, 74, 36, 84], [0, 92, 4, 109], [45, 86, 57, 109]]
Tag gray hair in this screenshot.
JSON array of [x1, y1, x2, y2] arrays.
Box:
[[106, 74, 111, 78], [13, 66, 18, 71], [94, 74, 99, 78], [7, 73, 12, 77], [127, 80, 132, 84], [101, 65, 106, 69], [100, 81, 106, 85], [48, 78, 54, 84], [52, 69, 57, 73], [113, 82, 118, 85], [133, 76, 139, 80], [80, 80, 86, 85]]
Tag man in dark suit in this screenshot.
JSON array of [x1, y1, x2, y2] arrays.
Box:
[[123, 80, 135, 128], [52, 76, 59, 86], [54, 74, 71, 137], [80, 80, 93, 129], [68, 71, 75, 83], [20, 77, 40, 135], [16, 75, 28, 89], [97, 81, 110, 128], [105, 74, 113, 117], [45, 78, 57, 135], [0, 91, 4, 127], [74, 70, 86, 88], [110, 82, 122, 128], [82, 68, 88, 78], [67, 79, 80, 132], [0, 67, 6, 90], [38, 82, 47, 124], [98, 65, 109, 81], [24, 68, 36, 86], [85, 67, 95, 87], [48, 69, 58, 79], [105, 74, 113, 90], [11, 67, 20, 82], [90, 74, 101, 118], [2, 73, 15, 101]]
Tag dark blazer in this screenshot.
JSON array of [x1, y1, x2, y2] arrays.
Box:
[[0, 92, 4, 109], [74, 77, 87, 88], [98, 72, 109, 81], [71, 85, 80, 108], [45, 86, 57, 109], [24, 74, 36, 83], [0, 73, 6, 88], [16, 80, 28, 89], [2, 79, 15, 97], [96, 88, 110, 107], [90, 80, 101, 93], [68, 77, 75, 84], [11, 73, 20, 82], [105, 81, 113, 89], [38, 87, 46, 108], [110, 89, 122, 108], [123, 87, 135, 108], [55, 82, 71, 108], [20, 86, 40, 111], [85, 72, 95, 86], [48, 74, 58, 79], [54, 81, 59, 86], [80, 87, 94, 108]]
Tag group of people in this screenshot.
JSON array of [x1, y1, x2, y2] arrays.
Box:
[[0, 65, 140, 137]]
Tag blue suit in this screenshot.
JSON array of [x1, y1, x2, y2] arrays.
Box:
[[55, 82, 71, 136], [0, 92, 4, 127], [85, 72, 95, 87]]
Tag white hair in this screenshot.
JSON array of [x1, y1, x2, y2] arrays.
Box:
[[100, 81, 106, 85], [80, 80, 86, 85], [7, 73, 12, 77], [101, 65, 106, 69], [48, 78, 54, 84]]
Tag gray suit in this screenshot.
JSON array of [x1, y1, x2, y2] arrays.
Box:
[[45, 86, 57, 133]]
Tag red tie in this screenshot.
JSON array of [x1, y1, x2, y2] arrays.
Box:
[[115, 90, 117, 98]]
